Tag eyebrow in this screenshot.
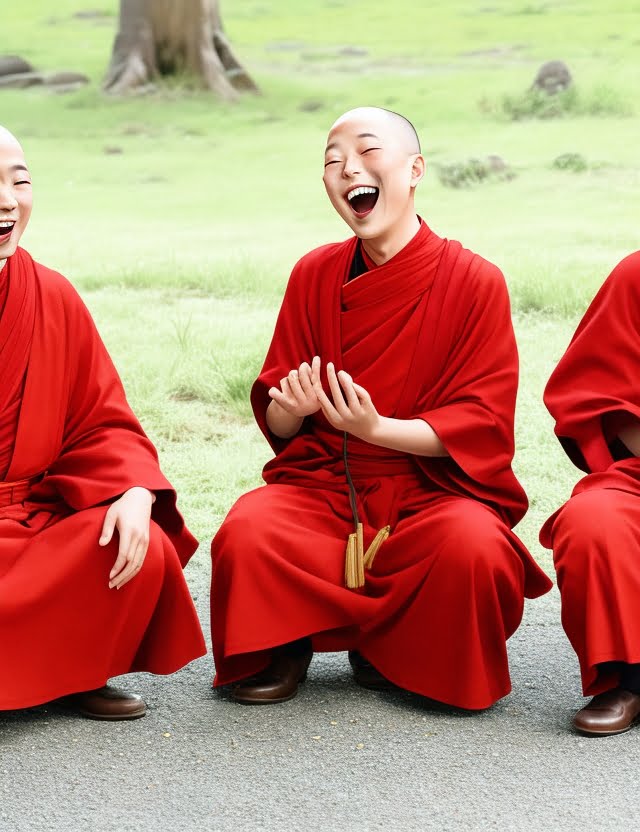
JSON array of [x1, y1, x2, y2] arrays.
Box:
[[10, 164, 30, 174], [324, 132, 381, 154]]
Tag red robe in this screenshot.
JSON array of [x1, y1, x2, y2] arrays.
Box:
[[211, 221, 551, 709], [0, 249, 206, 710], [541, 251, 640, 695]]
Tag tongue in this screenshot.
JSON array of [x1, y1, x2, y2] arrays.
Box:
[[350, 192, 378, 214]]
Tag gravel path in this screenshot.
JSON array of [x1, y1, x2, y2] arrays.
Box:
[[2, 584, 638, 831]]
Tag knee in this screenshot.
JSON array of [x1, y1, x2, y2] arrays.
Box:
[[552, 490, 622, 552], [437, 502, 515, 576], [211, 489, 266, 570], [551, 489, 629, 575]]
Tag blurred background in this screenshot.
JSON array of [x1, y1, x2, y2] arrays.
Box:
[[2, 0, 639, 558]]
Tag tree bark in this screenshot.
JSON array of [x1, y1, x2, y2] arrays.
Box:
[[103, 0, 258, 99]]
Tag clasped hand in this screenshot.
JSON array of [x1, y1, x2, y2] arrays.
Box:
[[99, 486, 154, 590], [269, 356, 380, 441]]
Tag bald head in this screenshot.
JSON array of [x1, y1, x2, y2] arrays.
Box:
[[329, 107, 421, 155], [0, 126, 24, 154]]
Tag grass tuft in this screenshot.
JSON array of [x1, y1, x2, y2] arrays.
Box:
[[552, 152, 588, 173], [491, 84, 633, 121], [436, 156, 515, 189]]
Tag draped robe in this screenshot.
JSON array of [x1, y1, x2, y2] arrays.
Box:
[[541, 251, 640, 696], [0, 249, 206, 710], [211, 221, 551, 709]]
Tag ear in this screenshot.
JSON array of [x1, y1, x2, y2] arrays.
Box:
[[410, 154, 426, 187]]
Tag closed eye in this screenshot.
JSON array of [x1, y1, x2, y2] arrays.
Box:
[[324, 159, 340, 167], [15, 180, 31, 186], [362, 147, 381, 154]]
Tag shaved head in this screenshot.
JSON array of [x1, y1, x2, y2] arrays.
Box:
[[329, 107, 421, 154], [0, 125, 23, 153]]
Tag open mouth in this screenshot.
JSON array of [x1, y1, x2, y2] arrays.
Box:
[[346, 186, 379, 218], [0, 221, 15, 242]]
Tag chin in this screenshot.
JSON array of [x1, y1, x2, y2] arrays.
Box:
[[0, 244, 18, 259], [337, 213, 378, 239]]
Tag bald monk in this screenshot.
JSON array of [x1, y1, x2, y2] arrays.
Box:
[[542, 252, 640, 736], [210, 107, 552, 708], [0, 127, 206, 720]]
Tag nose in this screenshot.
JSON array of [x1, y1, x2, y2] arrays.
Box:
[[0, 183, 18, 212], [342, 151, 361, 178]]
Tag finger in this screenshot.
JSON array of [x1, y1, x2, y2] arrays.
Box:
[[109, 527, 132, 583], [110, 531, 138, 588], [277, 377, 295, 407], [314, 372, 342, 426], [297, 363, 315, 397], [287, 369, 308, 406], [311, 365, 335, 412], [338, 370, 360, 410], [269, 386, 297, 413], [352, 382, 373, 405], [99, 507, 116, 546], [327, 363, 350, 417], [112, 537, 147, 589], [109, 550, 127, 585], [312, 379, 339, 423], [311, 356, 322, 385]]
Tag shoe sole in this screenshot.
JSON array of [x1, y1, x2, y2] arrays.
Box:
[[231, 690, 300, 705], [75, 708, 147, 721], [55, 699, 147, 721], [231, 673, 307, 705], [573, 722, 635, 737]]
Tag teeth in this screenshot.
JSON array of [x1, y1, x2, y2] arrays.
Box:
[[347, 186, 377, 201], [0, 221, 14, 229]]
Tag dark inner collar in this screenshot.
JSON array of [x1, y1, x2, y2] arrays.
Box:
[[347, 241, 370, 282]]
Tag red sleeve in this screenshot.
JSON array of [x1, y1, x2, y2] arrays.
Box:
[[544, 252, 640, 473], [250, 249, 335, 453], [40, 281, 197, 563], [412, 259, 526, 521]]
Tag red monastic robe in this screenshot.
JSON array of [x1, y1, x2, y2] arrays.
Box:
[[0, 249, 206, 710], [211, 221, 551, 709], [541, 251, 640, 696]]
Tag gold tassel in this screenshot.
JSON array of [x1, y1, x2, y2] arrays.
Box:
[[345, 524, 366, 590], [356, 523, 365, 588], [346, 524, 390, 589], [363, 525, 391, 570], [344, 532, 358, 589]]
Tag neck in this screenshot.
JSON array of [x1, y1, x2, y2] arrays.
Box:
[[361, 212, 421, 266], [0, 259, 6, 275]]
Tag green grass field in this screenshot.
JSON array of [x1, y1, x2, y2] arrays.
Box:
[[3, 0, 640, 572]]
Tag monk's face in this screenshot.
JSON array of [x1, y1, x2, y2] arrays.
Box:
[[0, 129, 32, 260], [323, 110, 423, 241]]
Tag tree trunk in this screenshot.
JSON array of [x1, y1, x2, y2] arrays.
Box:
[[103, 0, 258, 99]]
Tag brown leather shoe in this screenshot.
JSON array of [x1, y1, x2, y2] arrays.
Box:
[[572, 688, 640, 736], [231, 645, 313, 705], [348, 650, 398, 691], [56, 685, 147, 721]]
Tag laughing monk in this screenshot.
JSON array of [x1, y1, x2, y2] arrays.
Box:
[[542, 251, 640, 736], [0, 127, 206, 720], [210, 107, 552, 707]]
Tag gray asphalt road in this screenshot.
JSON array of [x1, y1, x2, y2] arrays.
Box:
[[2, 584, 638, 832]]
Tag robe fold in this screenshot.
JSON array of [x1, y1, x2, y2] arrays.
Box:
[[541, 251, 640, 695], [211, 221, 551, 709], [0, 248, 206, 710]]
